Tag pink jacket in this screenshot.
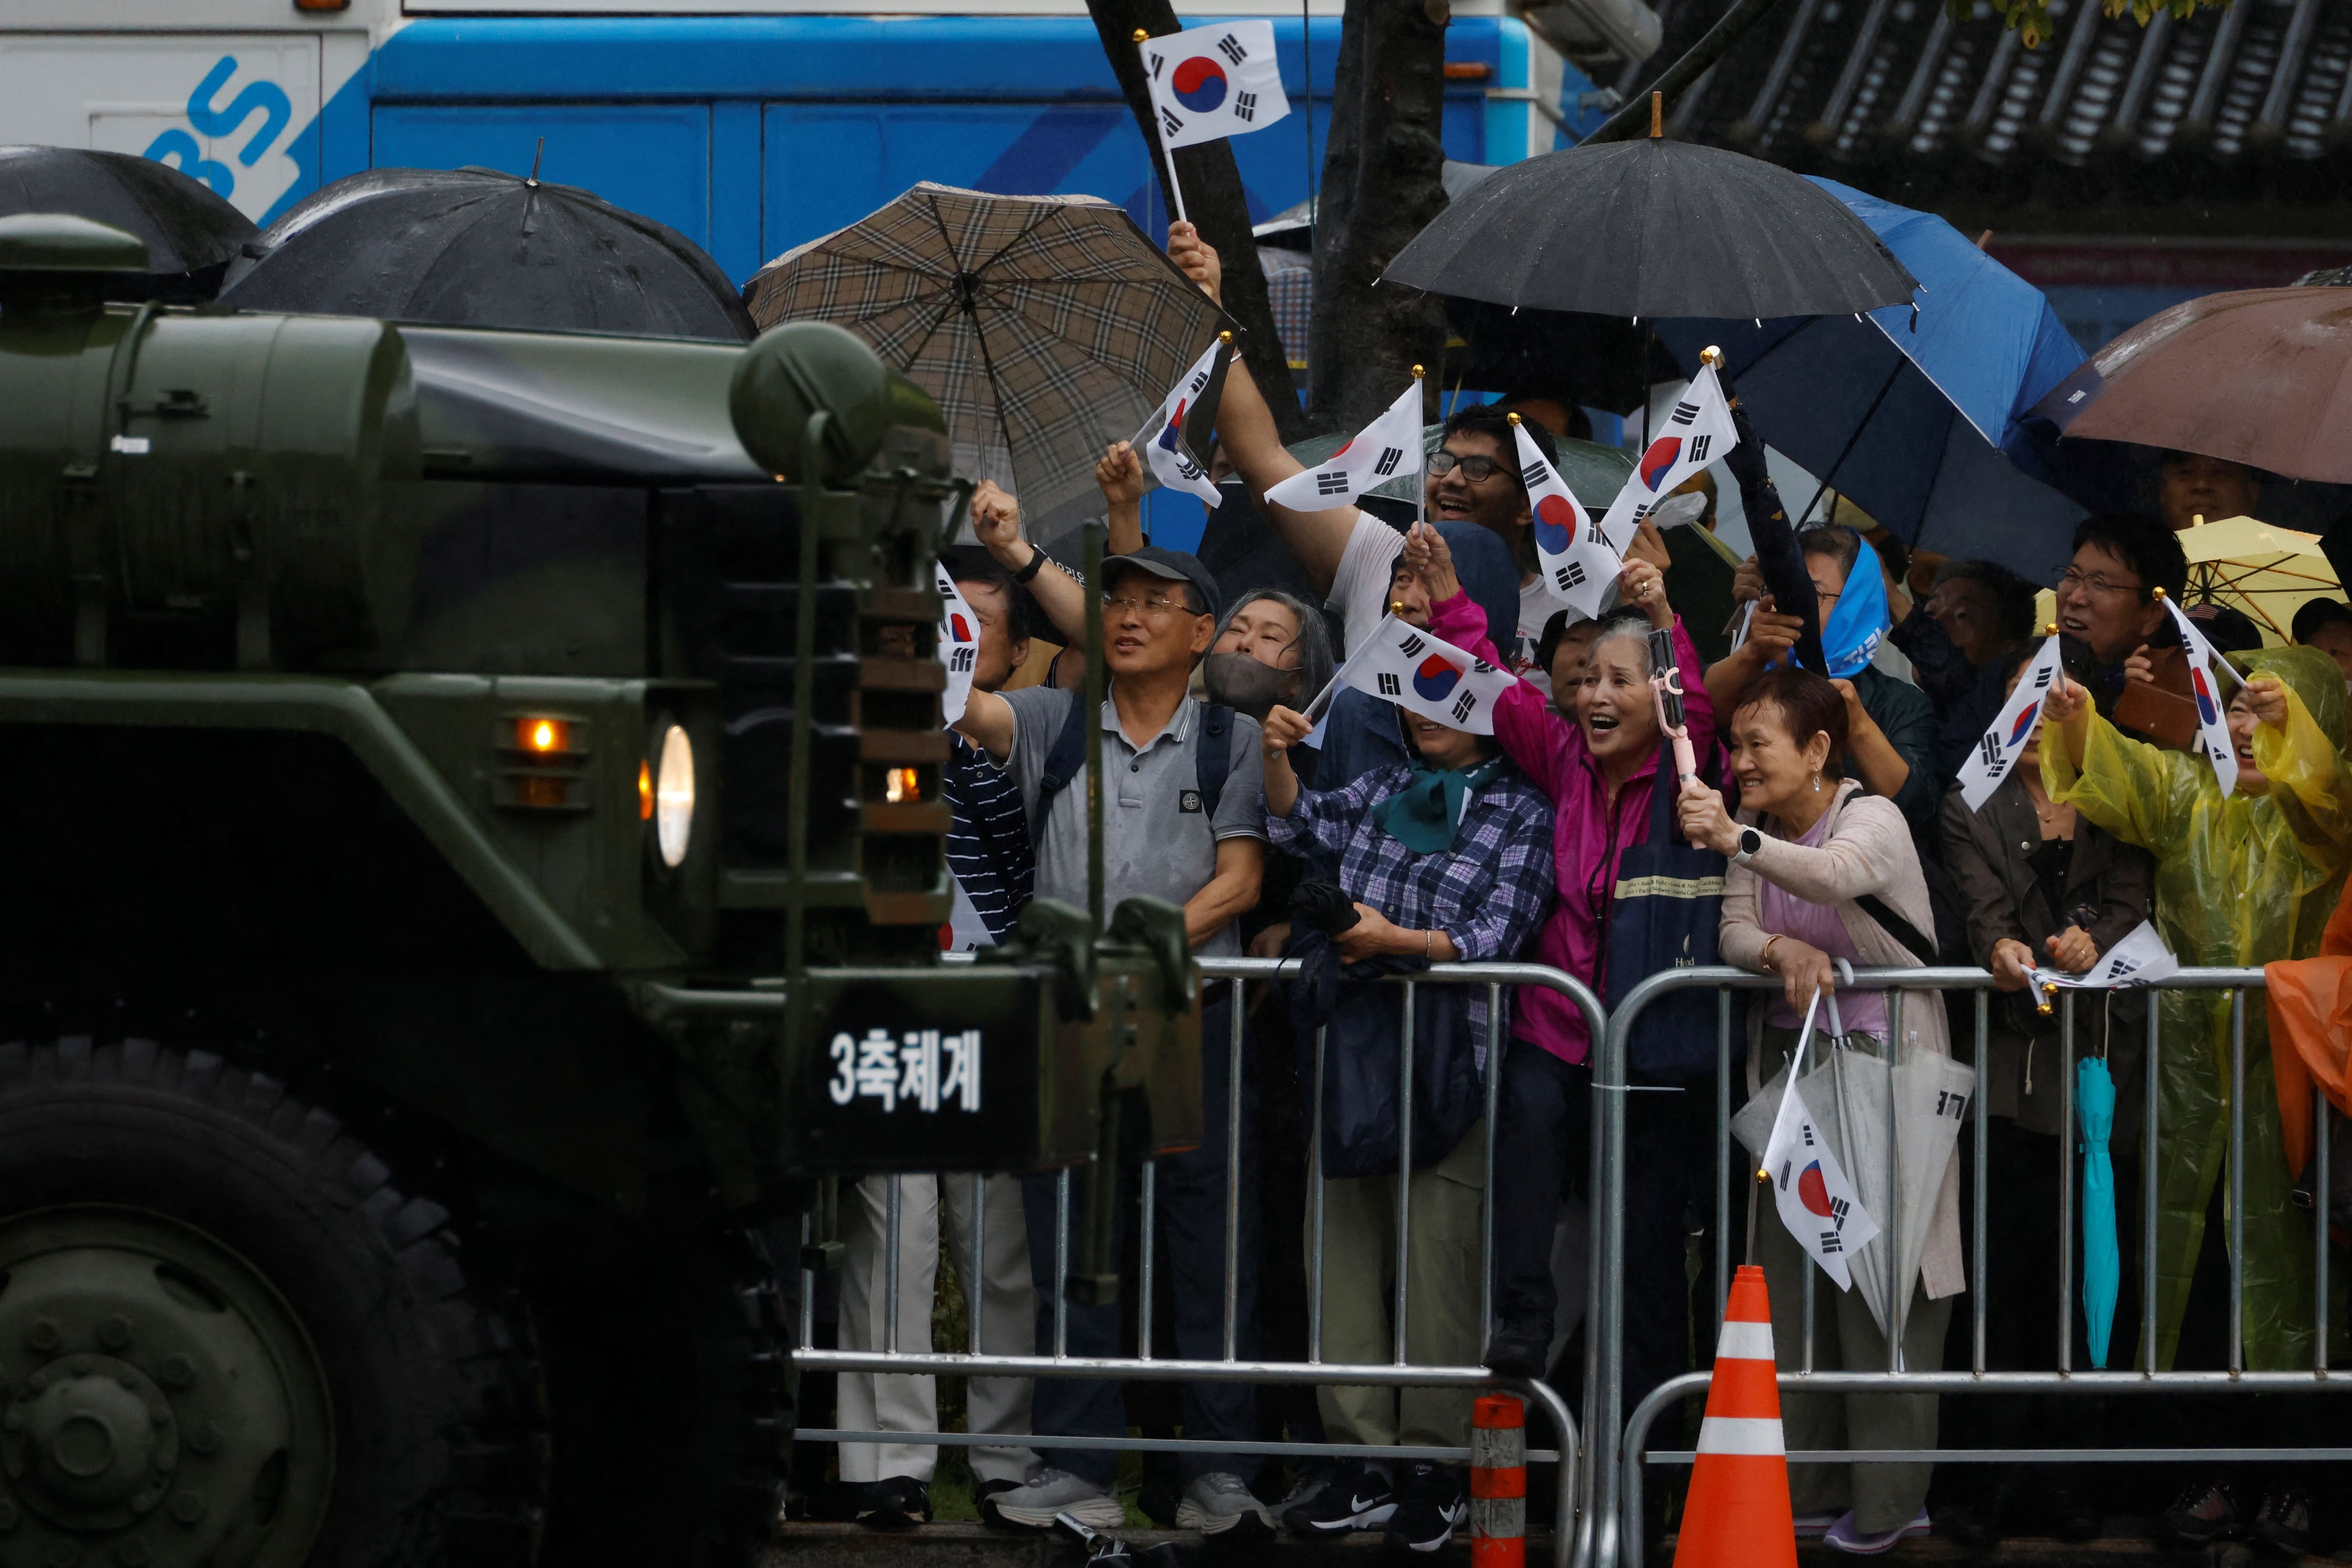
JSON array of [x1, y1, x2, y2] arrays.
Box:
[[1430, 590, 1717, 1065]]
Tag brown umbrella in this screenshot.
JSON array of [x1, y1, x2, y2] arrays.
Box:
[[2045, 287, 2352, 484], [743, 183, 1225, 522]]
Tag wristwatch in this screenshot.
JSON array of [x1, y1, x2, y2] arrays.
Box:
[[1733, 827, 1764, 864], [1010, 545, 1049, 585]]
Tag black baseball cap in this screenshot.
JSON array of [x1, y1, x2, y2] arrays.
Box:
[[2292, 595, 2352, 645], [1101, 546, 1220, 616]]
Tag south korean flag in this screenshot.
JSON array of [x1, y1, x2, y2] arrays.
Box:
[[2028, 919, 2182, 995], [2161, 595, 2242, 799], [1517, 417, 1618, 619], [935, 562, 979, 725], [1761, 1069, 1879, 1291], [1133, 338, 1228, 506], [1592, 365, 1740, 569], [1265, 381, 1423, 514], [1142, 20, 1291, 150], [1332, 614, 1519, 735], [1957, 633, 2064, 811]]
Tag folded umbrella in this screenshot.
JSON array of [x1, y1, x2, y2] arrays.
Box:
[[745, 183, 1226, 523], [2077, 1055, 2121, 1368]]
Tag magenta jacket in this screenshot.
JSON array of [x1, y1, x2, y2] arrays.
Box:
[[1429, 590, 1717, 1065]]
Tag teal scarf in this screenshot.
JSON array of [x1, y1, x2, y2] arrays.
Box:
[[1373, 758, 1506, 853]]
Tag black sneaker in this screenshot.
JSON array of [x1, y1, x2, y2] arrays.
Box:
[[1281, 1460, 1395, 1534], [1384, 1462, 1467, 1555], [1482, 1314, 1552, 1380], [2254, 1484, 2312, 1558], [2161, 1477, 2245, 1544], [854, 1474, 930, 1530]]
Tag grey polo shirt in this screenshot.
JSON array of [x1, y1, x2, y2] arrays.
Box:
[[994, 685, 1267, 957]]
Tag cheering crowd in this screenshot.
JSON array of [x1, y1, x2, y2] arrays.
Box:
[[811, 226, 2350, 1560]]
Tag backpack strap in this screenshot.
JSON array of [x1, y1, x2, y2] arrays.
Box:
[[1028, 691, 1091, 841], [1195, 703, 1233, 824]]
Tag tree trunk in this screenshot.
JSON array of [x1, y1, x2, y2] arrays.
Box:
[[1307, 0, 1451, 433], [1085, 0, 1308, 443]]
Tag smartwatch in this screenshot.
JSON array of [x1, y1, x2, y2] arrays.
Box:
[[1733, 827, 1764, 864], [1010, 546, 1049, 585]]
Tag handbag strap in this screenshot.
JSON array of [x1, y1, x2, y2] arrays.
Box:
[[1855, 892, 1936, 967], [1645, 737, 1687, 847]]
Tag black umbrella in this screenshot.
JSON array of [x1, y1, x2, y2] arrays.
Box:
[[1382, 136, 1916, 320], [219, 165, 752, 341], [0, 145, 257, 300]]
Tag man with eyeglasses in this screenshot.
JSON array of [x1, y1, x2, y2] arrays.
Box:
[[1160, 223, 1656, 690], [2051, 514, 2190, 721], [952, 546, 1278, 1539]]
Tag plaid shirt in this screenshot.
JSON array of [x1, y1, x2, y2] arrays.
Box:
[[1269, 760, 1556, 1057]]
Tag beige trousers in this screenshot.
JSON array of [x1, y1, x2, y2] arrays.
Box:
[[1311, 1122, 1487, 1450]]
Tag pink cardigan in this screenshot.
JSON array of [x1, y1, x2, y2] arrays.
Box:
[[1429, 589, 1716, 1065]]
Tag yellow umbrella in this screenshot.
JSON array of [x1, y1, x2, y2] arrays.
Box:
[[2031, 514, 2344, 648]]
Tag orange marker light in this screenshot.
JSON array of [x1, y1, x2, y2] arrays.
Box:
[[638, 760, 655, 821], [886, 767, 921, 804], [519, 717, 568, 754]]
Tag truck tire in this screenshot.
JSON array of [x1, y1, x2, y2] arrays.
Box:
[[531, 1229, 788, 1568], [0, 1036, 545, 1568]]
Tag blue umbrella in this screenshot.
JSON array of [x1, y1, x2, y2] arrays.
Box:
[[2077, 1055, 2121, 1369], [1658, 178, 2089, 584]]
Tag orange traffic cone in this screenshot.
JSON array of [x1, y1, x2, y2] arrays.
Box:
[[1671, 1264, 1796, 1568]]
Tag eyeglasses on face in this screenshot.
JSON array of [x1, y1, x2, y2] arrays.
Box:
[[1428, 451, 1518, 484], [2054, 566, 2145, 599], [1100, 594, 1202, 619]]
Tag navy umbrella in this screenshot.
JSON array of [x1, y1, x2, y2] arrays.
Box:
[[1659, 179, 2089, 583], [219, 165, 752, 342]]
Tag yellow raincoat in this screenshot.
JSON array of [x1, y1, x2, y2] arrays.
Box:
[[2042, 646, 2352, 1370]]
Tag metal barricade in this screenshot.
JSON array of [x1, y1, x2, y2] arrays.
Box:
[[1591, 965, 2350, 1568], [791, 955, 1605, 1564]]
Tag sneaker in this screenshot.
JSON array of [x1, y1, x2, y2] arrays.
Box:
[[1823, 1507, 1931, 1554], [1273, 1459, 1335, 1520], [853, 1474, 929, 1530], [2161, 1477, 2245, 1545], [1383, 1462, 1468, 1555], [1792, 1511, 1841, 1541], [982, 1468, 1125, 1532], [2253, 1484, 2312, 1558], [1282, 1460, 1395, 1534], [1482, 1314, 1553, 1380], [1175, 1471, 1274, 1537]]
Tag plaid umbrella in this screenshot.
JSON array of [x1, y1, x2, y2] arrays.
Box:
[[744, 182, 1227, 523]]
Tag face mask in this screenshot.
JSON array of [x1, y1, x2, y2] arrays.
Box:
[[1202, 651, 1300, 720]]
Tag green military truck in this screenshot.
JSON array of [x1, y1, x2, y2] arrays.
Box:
[[0, 213, 1200, 1568]]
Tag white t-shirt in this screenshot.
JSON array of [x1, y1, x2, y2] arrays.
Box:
[[1325, 511, 1574, 693]]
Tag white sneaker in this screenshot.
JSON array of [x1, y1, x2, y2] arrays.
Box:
[[1175, 1471, 1274, 1536], [1823, 1506, 1932, 1554], [1793, 1510, 1842, 1539], [981, 1467, 1125, 1532]]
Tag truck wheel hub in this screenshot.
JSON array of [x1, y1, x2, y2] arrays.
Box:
[[9, 1354, 175, 1523], [0, 1208, 331, 1568]]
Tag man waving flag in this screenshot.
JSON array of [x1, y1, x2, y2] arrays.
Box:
[[1326, 614, 1518, 735], [1142, 20, 1291, 150], [1265, 378, 1425, 514], [1514, 412, 1618, 618], [1133, 334, 1232, 506], [1594, 364, 1739, 561]]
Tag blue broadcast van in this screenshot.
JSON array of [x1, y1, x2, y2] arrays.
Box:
[[0, 0, 1617, 287]]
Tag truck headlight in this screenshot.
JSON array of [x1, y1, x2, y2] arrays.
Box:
[[656, 725, 695, 867]]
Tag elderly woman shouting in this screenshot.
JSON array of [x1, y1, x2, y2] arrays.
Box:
[[1677, 667, 1961, 1557]]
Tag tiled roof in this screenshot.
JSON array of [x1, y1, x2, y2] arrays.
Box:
[[1645, 0, 2352, 205]]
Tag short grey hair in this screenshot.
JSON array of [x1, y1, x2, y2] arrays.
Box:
[[1584, 609, 1654, 682], [1213, 590, 1335, 703]]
